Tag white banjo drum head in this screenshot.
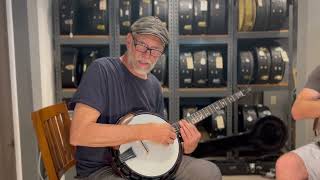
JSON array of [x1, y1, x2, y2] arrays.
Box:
[[119, 114, 180, 177]]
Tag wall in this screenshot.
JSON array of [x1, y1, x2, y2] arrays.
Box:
[[295, 0, 320, 147], [6, 0, 55, 179]]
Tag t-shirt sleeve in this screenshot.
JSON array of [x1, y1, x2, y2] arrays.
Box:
[[70, 61, 108, 115], [305, 65, 320, 92]]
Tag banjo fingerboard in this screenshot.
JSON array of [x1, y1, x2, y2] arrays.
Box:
[[172, 88, 251, 132]]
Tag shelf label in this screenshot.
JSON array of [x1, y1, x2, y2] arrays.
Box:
[[259, 50, 265, 57], [215, 3, 220, 9], [216, 115, 225, 129], [200, 0, 208, 11], [186, 56, 194, 69], [99, 0, 107, 10], [281, 50, 289, 62], [200, 57, 206, 65], [216, 56, 223, 69]]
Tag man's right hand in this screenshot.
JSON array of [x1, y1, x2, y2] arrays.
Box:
[[139, 123, 177, 145]]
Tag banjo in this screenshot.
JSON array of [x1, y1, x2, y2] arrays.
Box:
[[111, 88, 251, 179]]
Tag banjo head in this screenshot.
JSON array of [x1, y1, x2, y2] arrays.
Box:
[[118, 113, 181, 178]]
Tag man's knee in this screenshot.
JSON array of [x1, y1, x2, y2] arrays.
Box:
[[276, 152, 308, 180], [195, 159, 222, 180]]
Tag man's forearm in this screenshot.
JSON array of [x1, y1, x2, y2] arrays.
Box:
[[292, 100, 320, 120], [70, 123, 145, 147]]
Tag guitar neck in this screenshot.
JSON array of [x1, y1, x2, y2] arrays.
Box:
[[172, 89, 249, 132]]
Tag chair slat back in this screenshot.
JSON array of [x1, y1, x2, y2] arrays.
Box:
[[32, 103, 75, 180]]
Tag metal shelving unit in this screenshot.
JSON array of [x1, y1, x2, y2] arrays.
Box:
[[232, 0, 297, 161], [53, 0, 297, 174], [236, 30, 289, 39], [59, 35, 111, 45]]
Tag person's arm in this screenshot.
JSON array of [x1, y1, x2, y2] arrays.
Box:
[[70, 103, 176, 147], [291, 88, 320, 120]]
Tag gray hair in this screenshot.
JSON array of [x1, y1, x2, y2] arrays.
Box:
[[130, 16, 169, 45]]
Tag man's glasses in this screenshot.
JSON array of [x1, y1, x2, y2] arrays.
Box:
[[132, 37, 164, 57]]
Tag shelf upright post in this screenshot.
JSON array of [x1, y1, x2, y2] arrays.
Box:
[[169, 0, 180, 122]]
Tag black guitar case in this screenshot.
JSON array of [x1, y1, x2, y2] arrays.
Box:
[[180, 52, 194, 88], [193, 0, 209, 34], [193, 51, 208, 87], [208, 51, 225, 87], [61, 47, 79, 88], [59, 0, 79, 35], [153, 0, 168, 27], [119, 0, 132, 35], [151, 54, 167, 85], [179, 0, 194, 35], [253, 46, 271, 84], [238, 50, 255, 84], [79, 0, 109, 35], [208, 0, 228, 34]]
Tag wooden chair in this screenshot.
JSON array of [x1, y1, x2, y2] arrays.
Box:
[[32, 102, 75, 180]]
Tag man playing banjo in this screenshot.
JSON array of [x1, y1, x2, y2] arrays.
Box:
[[70, 16, 222, 180]]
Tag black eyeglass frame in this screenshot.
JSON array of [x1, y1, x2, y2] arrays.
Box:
[[132, 35, 166, 57]]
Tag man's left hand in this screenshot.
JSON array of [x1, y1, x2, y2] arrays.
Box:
[[179, 120, 201, 154]]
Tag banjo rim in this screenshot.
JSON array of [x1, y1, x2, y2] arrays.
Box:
[[112, 111, 183, 179]]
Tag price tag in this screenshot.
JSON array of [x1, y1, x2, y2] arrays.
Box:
[[99, 0, 107, 10], [186, 56, 194, 69], [215, 3, 220, 9], [258, 0, 263, 7], [216, 56, 223, 69], [281, 50, 289, 62], [216, 116, 225, 129], [189, 3, 192, 9], [200, 57, 206, 65], [259, 50, 265, 57], [200, 0, 208, 11]]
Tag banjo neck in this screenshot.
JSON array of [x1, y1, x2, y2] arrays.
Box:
[[171, 88, 251, 132]]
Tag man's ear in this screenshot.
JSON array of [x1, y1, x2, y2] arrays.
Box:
[[126, 33, 133, 47]]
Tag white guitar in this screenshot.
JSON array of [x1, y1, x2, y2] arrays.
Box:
[[111, 88, 251, 179]]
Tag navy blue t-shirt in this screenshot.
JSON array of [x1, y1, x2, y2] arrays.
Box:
[[70, 57, 164, 177]]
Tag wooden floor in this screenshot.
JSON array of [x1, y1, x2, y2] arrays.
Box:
[[223, 175, 271, 180]]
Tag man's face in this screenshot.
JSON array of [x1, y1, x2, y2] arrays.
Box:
[[126, 33, 165, 76]]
